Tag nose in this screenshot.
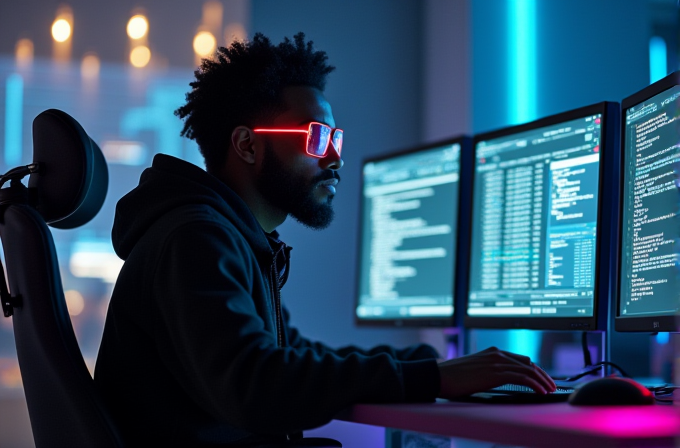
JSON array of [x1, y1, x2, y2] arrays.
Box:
[[319, 145, 343, 171]]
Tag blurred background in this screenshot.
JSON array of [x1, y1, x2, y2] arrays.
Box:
[[0, 0, 678, 446]]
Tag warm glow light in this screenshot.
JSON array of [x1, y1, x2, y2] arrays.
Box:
[[224, 23, 246, 45], [193, 31, 216, 57], [52, 18, 71, 42], [202, 1, 223, 31], [127, 15, 148, 39], [64, 290, 85, 316], [81, 53, 100, 79], [0, 364, 22, 388], [130, 45, 151, 68], [15, 39, 34, 66]]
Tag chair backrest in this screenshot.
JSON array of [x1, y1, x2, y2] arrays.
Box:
[[0, 109, 123, 447]]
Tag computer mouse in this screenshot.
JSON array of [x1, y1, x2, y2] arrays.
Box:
[[568, 377, 655, 406]]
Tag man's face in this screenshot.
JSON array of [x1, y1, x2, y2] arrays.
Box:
[[255, 86, 343, 229]]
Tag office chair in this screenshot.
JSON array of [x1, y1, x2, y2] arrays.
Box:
[[0, 109, 341, 448], [0, 109, 122, 448]]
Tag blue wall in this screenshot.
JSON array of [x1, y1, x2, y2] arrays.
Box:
[[472, 0, 650, 133]]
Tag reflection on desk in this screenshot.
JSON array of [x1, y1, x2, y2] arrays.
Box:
[[335, 400, 680, 448]]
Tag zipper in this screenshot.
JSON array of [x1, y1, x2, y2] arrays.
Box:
[[270, 261, 283, 347], [270, 247, 293, 442]]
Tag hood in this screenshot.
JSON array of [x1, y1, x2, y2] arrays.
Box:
[[112, 154, 272, 262]]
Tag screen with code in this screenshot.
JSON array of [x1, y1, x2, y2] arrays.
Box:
[[467, 114, 603, 318], [356, 142, 460, 323], [619, 85, 680, 321]]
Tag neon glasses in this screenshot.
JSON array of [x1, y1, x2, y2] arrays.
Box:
[[253, 122, 343, 158]]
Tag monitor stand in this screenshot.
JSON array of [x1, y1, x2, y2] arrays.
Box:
[[443, 327, 465, 359], [582, 330, 607, 377]]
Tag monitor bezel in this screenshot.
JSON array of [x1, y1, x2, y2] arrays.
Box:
[[615, 71, 680, 333], [463, 102, 620, 331], [353, 135, 473, 328]]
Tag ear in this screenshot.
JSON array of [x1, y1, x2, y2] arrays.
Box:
[[230, 126, 257, 164]]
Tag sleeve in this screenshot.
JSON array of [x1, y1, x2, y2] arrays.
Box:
[[284, 307, 441, 361], [152, 221, 441, 436]]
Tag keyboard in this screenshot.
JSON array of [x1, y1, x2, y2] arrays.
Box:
[[491, 383, 575, 394], [463, 384, 575, 404]]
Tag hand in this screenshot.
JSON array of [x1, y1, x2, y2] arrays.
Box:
[[437, 346, 556, 399]]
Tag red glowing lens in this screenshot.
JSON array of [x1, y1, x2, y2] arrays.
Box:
[[253, 122, 343, 158], [307, 122, 332, 156], [331, 129, 343, 156]]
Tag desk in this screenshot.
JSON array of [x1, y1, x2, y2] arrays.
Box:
[[336, 401, 680, 448]]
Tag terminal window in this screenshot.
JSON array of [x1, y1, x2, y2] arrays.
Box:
[[468, 115, 602, 318], [620, 86, 680, 318], [356, 144, 460, 320]]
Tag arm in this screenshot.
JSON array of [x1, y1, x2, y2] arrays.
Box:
[[152, 221, 440, 436], [285, 313, 555, 398], [284, 307, 440, 361], [281, 301, 555, 398]]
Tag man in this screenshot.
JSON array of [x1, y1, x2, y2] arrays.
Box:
[[94, 33, 554, 447]]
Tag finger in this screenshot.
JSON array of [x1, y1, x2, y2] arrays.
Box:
[[496, 350, 532, 366], [466, 350, 555, 391], [532, 363, 556, 391], [479, 346, 498, 354], [497, 371, 549, 394], [528, 365, 555, 392], [488, 362, 555, 391], [492, 352, 555, 391], [479, 346, 529, 364]]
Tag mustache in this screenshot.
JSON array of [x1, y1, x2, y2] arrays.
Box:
[[312, 170, 341, 184]]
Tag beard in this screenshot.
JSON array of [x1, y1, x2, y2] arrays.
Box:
[[257, 141, 339, 230]]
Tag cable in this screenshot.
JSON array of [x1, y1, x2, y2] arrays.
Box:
[[553, 361, 631, 382], [581, 331, 593, 367]]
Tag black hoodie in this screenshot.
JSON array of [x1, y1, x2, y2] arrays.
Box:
[[94, 154, 440, 447]]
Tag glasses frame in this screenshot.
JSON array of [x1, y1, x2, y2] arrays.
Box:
[[253, 121, 343, 158]]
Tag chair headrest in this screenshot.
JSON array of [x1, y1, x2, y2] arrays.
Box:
[[28, 109, 108, 229]]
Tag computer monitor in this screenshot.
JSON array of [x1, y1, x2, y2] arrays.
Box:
[[354, 136, 472, 327], [464, 102, 620, 330], [616, 71, 680, 332]]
